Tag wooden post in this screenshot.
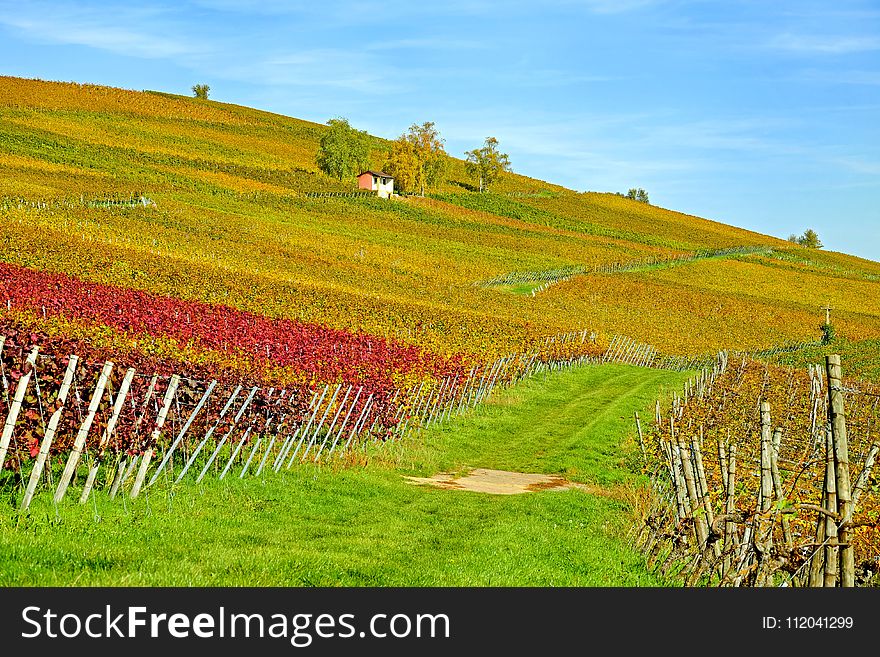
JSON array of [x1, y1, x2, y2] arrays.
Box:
[[769, 427, 793, 551], [691, 436, 719, 557], [723, 443, 737, 579], [322, 386, 361, 460], [177, 385, 243, 483], [344, 393, 374, 452], [196, 385, 257, 483], [79, 367, 136, 504], [300, 383, 341, 461], [284, 384, 329, 467], [54, 361, 113, 503], [219, 389, 276, 478], [272, 389, 319, 471], [219, 427, 253, 479], [808, 431, 828, 587], [822, 427, 839, 587], [755, 401, 775, 585], [314, 383, 353, 463], [676, 433, 706, 548], [634, 412, 646, 462], [147, 379, 217, 487], [825, 355, 853, 587], [131, 374, 180, 497], [850, 440, 880, 514], [20, 355, 78, 511], [718, 434, 728, 494], [0, 347, 39, 469]]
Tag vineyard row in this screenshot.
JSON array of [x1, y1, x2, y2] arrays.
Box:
[[476, 245, 772, 290], [632, 353, 880, 587], [0, 335, 600, 510]]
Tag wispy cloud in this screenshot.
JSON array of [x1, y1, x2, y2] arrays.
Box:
[[830, 156, 880, 176], [0, 2, 203, 59], [221, 48, 403, 94], [769, 32, 880, 54], [796, 69, 880, 86], [565, 0, 663, 14], [365, 37, 488, 52]]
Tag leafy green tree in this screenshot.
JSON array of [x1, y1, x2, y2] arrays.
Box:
[[192, 84, 210, 99], [626, 188, 649, 203], [465, 137, 511, 192], [797, 229, 823, 249], [316, 117, 371, 182], [385, 122, 447, 195]]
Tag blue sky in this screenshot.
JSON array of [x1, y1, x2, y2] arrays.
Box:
[[1, 0, 878, 260]]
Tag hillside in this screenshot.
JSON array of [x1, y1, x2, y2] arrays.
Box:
[[2, 75, 879, 367]]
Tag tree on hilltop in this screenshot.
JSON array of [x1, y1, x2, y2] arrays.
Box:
[[316, 117, 371, 182], [465, 137, 511, 193], [626, 188, 650, 204], [192, 84, 210, 99], [385, 122, 447, 196], [788, 229, 823, 249]]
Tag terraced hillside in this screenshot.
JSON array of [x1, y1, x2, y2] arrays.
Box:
[[2, 75, 880, 369]]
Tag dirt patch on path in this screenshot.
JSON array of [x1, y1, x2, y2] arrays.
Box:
[[404, 468, 613, 496]]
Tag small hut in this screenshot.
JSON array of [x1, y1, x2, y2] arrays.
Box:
[[357, 170, 394, 198]]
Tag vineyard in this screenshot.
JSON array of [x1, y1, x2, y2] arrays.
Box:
[[633, 354, 880, 586], [1, 76, 880, 587], [0, 322, 601, 510]]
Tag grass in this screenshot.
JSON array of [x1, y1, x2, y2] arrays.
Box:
[[0, 364, 689, 586]]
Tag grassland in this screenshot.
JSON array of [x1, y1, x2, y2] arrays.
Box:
[[0, 364, 687, 586]]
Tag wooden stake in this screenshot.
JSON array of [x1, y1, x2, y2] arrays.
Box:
[[177, 384, 243, 482], [722, 443, 737, 578], [823, 427, 839, 588], [691, 436, 719, 557], [300, 383, 341, 461], [769, 427, 793, 551], [131, 374, 180, 497], [0, 346, 38, 468], [634, 411, 646, 462], [825, 355, 854, 587], [54, 361, 113, 503], [147, 379, 217, 487], [754, 401, 775, 585], [79, 367, 136, 504], [325, 386, 362, 459], [196, 385, 257, 483], [20, 355, 78, 511], [338, 392, 371, 453]]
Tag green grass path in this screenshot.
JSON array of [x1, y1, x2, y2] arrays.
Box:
[[0, 364, 688, 586]]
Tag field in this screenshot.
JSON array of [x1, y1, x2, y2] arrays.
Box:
[[1, 76, 879, 588]]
